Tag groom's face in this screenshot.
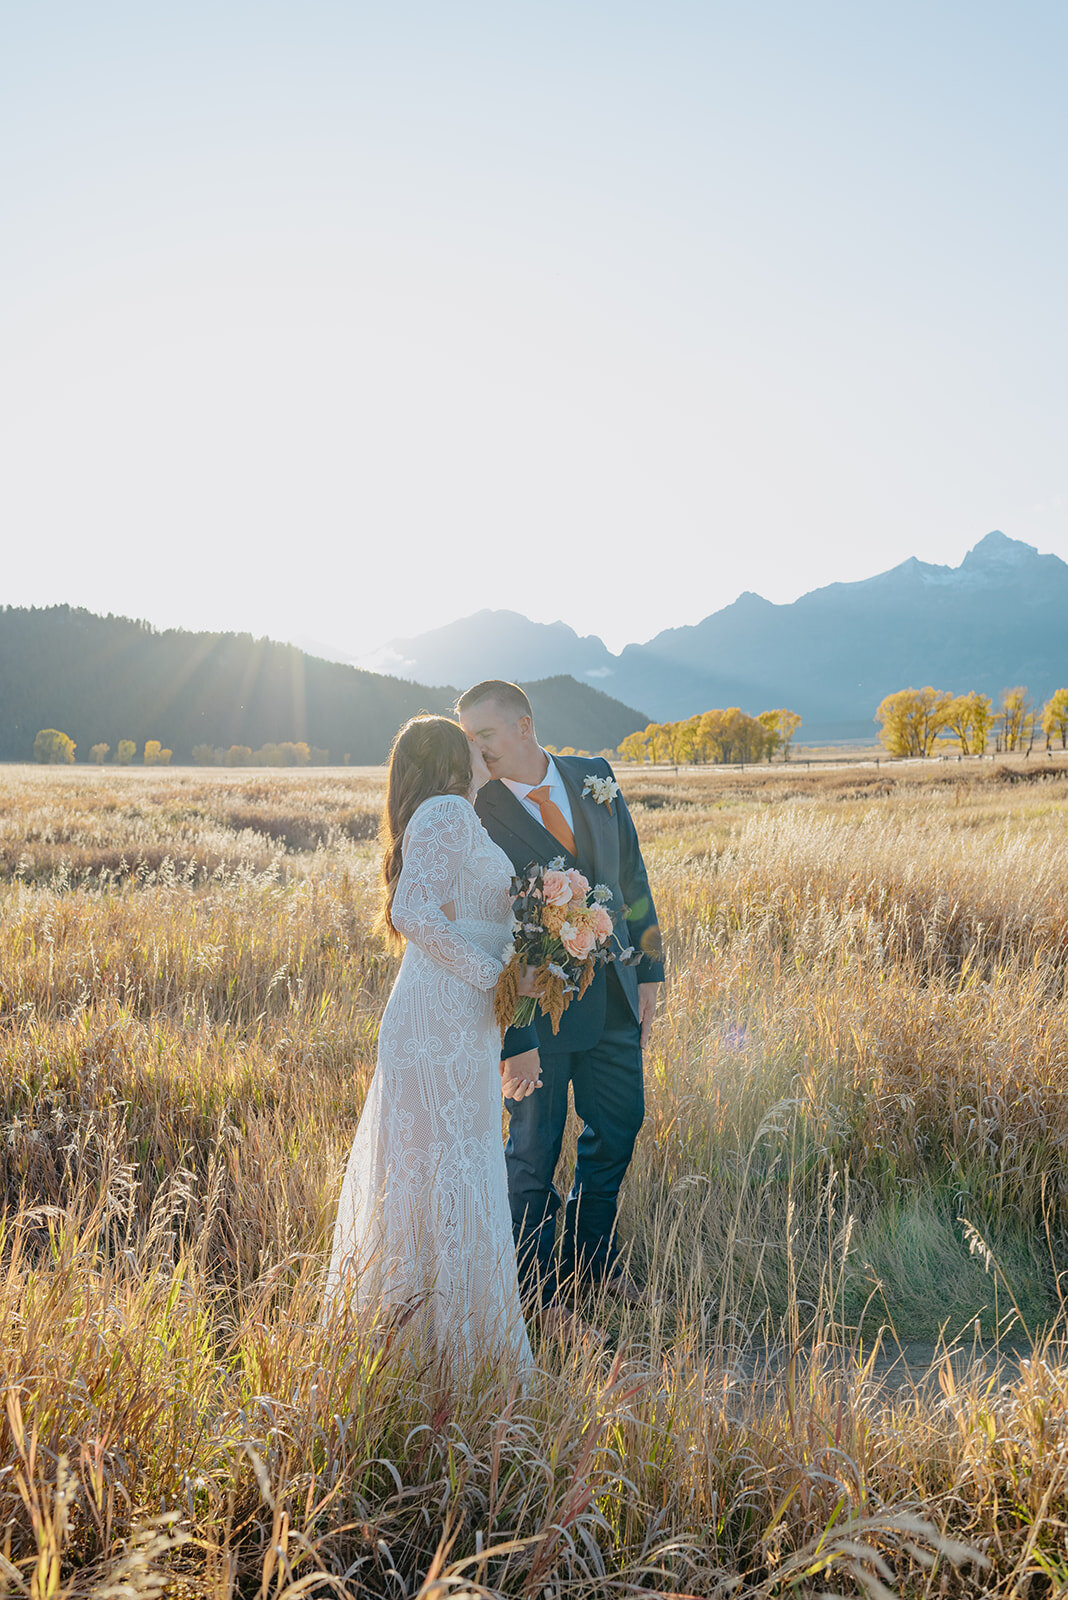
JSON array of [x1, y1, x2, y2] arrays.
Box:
[[458, 697, 531, 780]]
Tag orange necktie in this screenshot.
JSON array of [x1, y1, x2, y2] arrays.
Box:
[[527, 785, 577, 858]]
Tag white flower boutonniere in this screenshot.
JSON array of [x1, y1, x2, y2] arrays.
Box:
[[582, 773, 620, 813]]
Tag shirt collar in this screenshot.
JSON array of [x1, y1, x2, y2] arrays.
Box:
[[502, 751, 562, 801]]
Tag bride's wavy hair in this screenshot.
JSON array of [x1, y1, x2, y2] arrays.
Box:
[[377, 714, 473, 948]]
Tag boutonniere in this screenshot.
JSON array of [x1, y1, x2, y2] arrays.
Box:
[[582, 773, 620, 814]]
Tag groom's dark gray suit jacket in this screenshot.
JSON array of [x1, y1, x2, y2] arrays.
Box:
[[475, 755, 664, 1058]]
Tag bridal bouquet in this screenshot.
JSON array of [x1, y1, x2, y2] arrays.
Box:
[[495, 859, 637, 1035]]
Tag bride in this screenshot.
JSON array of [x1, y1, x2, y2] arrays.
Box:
[[324, 714, 541, 1374]]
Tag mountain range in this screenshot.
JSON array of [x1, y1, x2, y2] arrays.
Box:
[[0, 607, 647, 764], [5, 533, 1064, 762], [354, 532, 1068, 739]]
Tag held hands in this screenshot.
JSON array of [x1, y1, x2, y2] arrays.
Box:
[[515, 963, 539, 998], [500, 1048, 542, 1101]]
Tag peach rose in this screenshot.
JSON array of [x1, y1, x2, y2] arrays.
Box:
[[560, 921, 597, 960], [565, 868, 590, 899], [590, 905, 614, 943], [542, 870, 573, 907]]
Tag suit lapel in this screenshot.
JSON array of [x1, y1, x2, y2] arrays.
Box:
[[480, 779, 574, 866], [555, 758, 601, 878]]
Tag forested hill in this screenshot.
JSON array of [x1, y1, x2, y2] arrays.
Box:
[[0, 606, 648, 763]]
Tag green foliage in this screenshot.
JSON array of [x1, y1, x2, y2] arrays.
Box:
[[116, 739, 136, 765], [33, 728, 75, 764]]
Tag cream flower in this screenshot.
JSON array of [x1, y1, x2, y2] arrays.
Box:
[[582, 773, 620, 810]]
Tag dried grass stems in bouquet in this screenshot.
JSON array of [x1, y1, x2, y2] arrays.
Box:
[[494, 859, 640, 1035]]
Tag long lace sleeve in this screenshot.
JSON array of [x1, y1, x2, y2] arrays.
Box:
[[392, 798, 504, 990]]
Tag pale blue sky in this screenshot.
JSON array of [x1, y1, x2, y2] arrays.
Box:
[[2, 2, 1065, 654]]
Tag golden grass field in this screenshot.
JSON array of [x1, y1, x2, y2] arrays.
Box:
[[2, 758, 1068, 1598]]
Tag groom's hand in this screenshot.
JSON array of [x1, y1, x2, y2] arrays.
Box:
[[638, 983, 659, 1049], [500, 1048, 542, 1101]]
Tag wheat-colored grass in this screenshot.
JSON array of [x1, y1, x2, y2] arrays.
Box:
[[1, 762, 1067, 1597]]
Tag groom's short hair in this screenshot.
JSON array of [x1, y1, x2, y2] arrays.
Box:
[[456, 679, 532, 721]]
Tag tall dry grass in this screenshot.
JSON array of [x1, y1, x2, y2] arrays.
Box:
[[0, 764, 1067, 1596]]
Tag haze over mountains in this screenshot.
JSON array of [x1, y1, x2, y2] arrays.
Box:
[[4, 533, 1064, 762], [0, 607, 646, 764], [356, 533, 1068, 739]]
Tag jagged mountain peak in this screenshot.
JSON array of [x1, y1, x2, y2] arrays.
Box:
[[961, 530, 1039, 569], [352, 532, 1067, 738], [808, 534, 1045, 599]]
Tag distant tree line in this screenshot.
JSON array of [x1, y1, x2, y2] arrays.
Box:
[[192, 742, 331, 767], [34, 731, 173, 765], [616, 708, 802, 765], [34, 732, 335, 767], [875, 686, 1068, 757], [1, 608, 645, 763], [542, 744, 609, 758]]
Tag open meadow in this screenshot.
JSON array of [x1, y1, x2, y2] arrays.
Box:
[[2, 759, 1068, 1598]]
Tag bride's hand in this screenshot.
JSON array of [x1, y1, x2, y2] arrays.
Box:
[[500, 1048, 542, 1101], [515, 963, 540, 998]]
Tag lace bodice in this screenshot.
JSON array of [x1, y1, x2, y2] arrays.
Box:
[[393, 794, 515, 989]]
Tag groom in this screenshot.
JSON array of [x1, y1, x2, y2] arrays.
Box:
[[458, 679, 664, 1308]]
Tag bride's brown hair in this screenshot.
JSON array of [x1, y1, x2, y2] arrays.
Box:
[[377, 714, 474, 948]]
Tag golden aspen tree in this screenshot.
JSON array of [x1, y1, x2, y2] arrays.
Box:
[[997, 687, 1034, 753], [771, 709, 802, 760], [757, 711, 783, 760], [1041, 688, 1068, 750], [939, 693, 993, 755], [617, 729, 650, 763], [33, 729, 75, 764], [875, 688, 953, 756]]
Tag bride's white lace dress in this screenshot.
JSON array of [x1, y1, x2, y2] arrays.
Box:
[[325, 792, 532, 1373]]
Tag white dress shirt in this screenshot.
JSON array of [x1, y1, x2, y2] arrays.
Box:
[[501, 753, 576, 834]]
